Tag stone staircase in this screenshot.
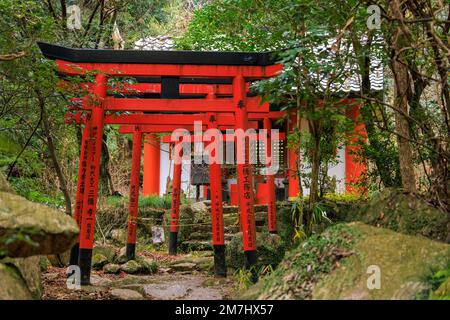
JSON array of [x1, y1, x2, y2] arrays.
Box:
[[179, 202, 269, 252]]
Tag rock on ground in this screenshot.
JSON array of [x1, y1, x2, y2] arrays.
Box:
[[93, 245, 117, 263], [170, 262, 196, 272], [92, 254, 109, 270], [0, 173, 78, 300], [339, 189, 450, 242], [0, 191, 79, 258], [115, 246, 128, 264], [190, 202, 209, 214], [110, 288, 144, 300], [0, 173, 14, 193], [0, 256, 42, 299], [243, 222, 450, 300], [120, 260, 141, 274], [104, 263, 121, 274]]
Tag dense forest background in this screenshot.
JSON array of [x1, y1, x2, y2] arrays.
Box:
[[0, 0, 448, 221]]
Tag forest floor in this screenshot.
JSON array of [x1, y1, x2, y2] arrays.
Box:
[[42, 252, 236, 300]]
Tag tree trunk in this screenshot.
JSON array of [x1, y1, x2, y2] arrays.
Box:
[[389, 0, 416, 193], [308, 119, 321, 206], [37, 91, 72, 215]]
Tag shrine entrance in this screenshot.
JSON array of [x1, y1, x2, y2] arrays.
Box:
[[39, 42, 283, 285]]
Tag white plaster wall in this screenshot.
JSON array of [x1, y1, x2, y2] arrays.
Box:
[[159, 142, 194, 197], [327, 146, 346, 194], [299, 146, 346, 196]]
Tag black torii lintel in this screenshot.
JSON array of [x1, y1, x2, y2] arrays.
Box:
[[37, 42, 278, 66]]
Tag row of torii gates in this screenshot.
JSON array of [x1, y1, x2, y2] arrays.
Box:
[[39, 42, 365, 285]]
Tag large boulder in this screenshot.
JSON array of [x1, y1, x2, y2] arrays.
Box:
[[243, 222, 450, 300], [338, 189, 450, 242], [0, 191, 79, 258], [226, 232, 285, 270], [0, 174, 78, 300], [0, 256, 42, 300], [0, 174, 14, 193]]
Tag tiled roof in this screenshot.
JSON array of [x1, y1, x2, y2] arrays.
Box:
[[134, 36, 175, 51], [134, 36, 384, 92]]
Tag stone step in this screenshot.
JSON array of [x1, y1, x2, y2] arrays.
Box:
[[225, 226, 240, 233], [188, 231, 235, 240], [223, 206, 238, 214], [179, 241, 214, 252]]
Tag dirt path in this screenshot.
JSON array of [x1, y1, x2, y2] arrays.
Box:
[[42, 254, 236, 300]]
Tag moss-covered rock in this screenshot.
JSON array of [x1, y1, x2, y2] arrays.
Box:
[[434, 278, 450, 298], [243, 222, 450, 300], [0, 192, 79, 258], [338, 189, 449, 242], [92, 254, 108, 270], [0, 173, 14, 194], [0, 255, 42, 300], [104, 263, 121, 274], [226, 232, 285, 270], [2, 256, 42, 299], [136, 257, 158, 274], [93, 245, 116, 263], [46, 250, 71, 267], [115, 246, 128, 264], [0, 262, 33, 299], [120, 260, 141, 274]]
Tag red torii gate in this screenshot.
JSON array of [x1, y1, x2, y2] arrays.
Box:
[[39, 42, 282, 285], [69, 110, 283, 277]]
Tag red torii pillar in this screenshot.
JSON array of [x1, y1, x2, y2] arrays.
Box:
[[69, 117, 90, 266], [233, 76, 257, 271], [78, 73, 107, 285], [205, 114, 226, 276], [263, 118, 277, 234], [169, 139, 183, 255], [143, 134, 160, 196], [126, 127, 143, 260]]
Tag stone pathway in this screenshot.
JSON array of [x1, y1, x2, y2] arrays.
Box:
[[42, 254, 236, 300]]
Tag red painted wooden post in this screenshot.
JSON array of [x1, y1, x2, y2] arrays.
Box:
[[264, 118, 277, 234], [69, 118, 90, 266], [78, 73, 107, 285], [288, 112, 300, 199], [233, 75, 257, 271], [169, 140, 182, 255], [345, 102, 367, 194], [143, 134, 160, 196], [207, 115, 227, 276], [126, 128, 143, 260]]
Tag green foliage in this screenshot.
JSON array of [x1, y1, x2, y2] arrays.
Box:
[[323, 193, 363, 203], [234, 265, 274, 291], [139, 195, 172, 209], [339, 189, 449, 242], [247, 223, 357, 299], [358, 104, 402, 189], [105, 194, 173, 210], [423, 260, 450, 293], [176, 0, 286, 51], [8, 177, 65, 209], [226, 232, 286, 270]]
